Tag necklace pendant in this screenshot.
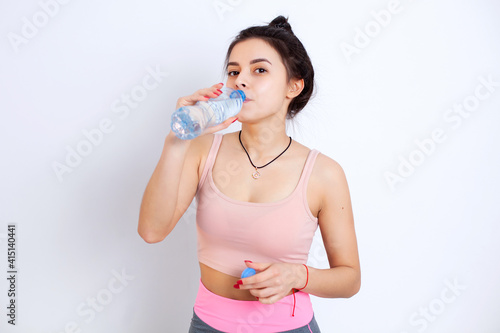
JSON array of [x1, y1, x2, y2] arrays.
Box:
[[252, 169, 261, 179]]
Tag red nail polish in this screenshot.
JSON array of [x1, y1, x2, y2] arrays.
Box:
[[233, 284, 240, 289], [217, 89, 223, 94], [256, 297, 259, 300], [237, 280, 243, 285], [232, 118, 238, 123], [244, 260, 252, 263], [203, 96, 210, 99]]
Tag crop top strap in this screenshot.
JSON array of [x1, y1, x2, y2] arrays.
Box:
[[198, 134, 223, 191], [298, 149, 320, 193]]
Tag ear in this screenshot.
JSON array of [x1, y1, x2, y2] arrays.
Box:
[[286, 78, 304, 99]]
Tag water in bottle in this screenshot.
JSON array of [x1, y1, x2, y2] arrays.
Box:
[[171, 87, 246, 140]]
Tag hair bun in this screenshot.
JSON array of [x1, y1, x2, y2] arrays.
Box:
[[268, 15, 293, 34]]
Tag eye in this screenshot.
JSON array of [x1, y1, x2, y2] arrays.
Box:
[[227, 70, 239, 76], [255, 68, 267, 74]]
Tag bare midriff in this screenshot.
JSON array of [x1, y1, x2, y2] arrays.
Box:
[[199, 262, 294, 300]]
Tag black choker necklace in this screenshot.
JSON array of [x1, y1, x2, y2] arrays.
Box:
[[238, 130, 292, 179]]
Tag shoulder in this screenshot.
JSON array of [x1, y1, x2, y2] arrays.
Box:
[[292, 140, 348, 191], [191, 132, 236, 178], [188, 133, 216, 158], [289, 140, 346, 180], [291, 139, 345, 181], [309, 151, 350, 211], [191, 131, 237, 161], [313, 152, 347, 183]]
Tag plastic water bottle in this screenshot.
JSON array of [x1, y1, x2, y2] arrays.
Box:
[[171, 87, 246, 140]]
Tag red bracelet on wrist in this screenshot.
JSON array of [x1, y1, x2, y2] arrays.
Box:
[[292, 264, 309, 317], [297, 264, 309, 290]]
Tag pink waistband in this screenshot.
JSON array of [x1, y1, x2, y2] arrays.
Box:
[[193, 279, 313, 333]]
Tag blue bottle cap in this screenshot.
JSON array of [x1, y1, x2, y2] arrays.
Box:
[[241, 267, 256, 278], [230, 89, 246, 101]]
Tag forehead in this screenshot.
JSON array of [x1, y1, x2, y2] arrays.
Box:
[[228, 38, 282, 65]]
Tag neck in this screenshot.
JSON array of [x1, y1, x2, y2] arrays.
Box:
[[239, 122, 291, 164]]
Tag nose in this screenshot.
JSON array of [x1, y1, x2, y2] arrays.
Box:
[[234, 73, 247, 89], [235, 80, 246, 89]]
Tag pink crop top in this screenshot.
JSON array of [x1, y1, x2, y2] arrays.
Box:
[[195, 133, 320, 278]]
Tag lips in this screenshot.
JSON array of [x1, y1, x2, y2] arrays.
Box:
[[243, 98, 253, 103]]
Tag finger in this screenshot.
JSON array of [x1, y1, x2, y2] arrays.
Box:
[[256, 294, 282, 305], [175, 83, 225, 109], [245, 261, 273, 271], [249, 288, 285, 304], [175, 94, 206, 109], [245, 275, 290, 296], [201, 82, 225, 98], [248, 286, 278, 299], [179, 89, 215, 105], [240, 262, 273, 285], [199, 82, 224, 96], [239, 270, 276, 289], [202, 116, 238, 136]]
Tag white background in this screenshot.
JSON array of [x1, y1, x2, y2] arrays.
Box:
[[1, 0, 500, 332]]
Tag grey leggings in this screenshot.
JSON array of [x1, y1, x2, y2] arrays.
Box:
[[188, 308, 321, 333]]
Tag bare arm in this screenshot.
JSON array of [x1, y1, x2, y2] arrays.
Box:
[[137, 131, 198, 243], [137, 82, 238, 243], [300, 155, 361, 298]]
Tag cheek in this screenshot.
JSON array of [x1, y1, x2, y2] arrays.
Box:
[[256, 82, 283, 104]]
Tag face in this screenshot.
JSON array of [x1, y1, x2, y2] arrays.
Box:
[[226, 38, 301, 123]]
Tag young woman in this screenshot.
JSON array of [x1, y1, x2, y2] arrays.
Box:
[[138, 15, 360, 333]]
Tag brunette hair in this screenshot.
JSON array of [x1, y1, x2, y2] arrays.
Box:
[[223, 15, 315, 119]]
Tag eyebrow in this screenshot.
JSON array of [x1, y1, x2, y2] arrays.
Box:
[[226, 58, 272, 68]]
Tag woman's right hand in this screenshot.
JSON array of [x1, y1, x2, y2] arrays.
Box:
[[173, 82, 239, 138]]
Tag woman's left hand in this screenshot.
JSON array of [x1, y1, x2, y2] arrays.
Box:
[[235, 261, 306, 304]]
